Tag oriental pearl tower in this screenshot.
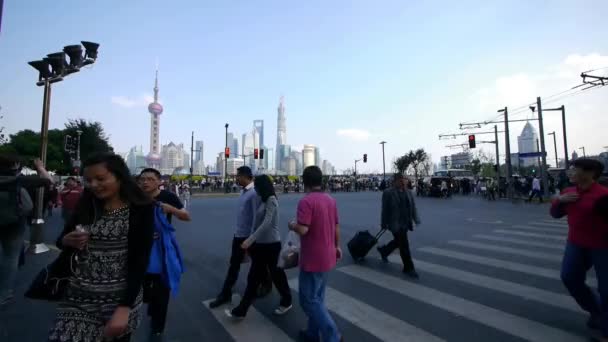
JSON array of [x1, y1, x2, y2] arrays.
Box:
[[146, 69, 163, 168]]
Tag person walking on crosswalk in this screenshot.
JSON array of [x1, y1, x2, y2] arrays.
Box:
[[209, 166, 270, 309], [225, 174, 293, 319], [551, 158, 608, 341], [289, 166, 343, 342], [377, 173, 421, 279]]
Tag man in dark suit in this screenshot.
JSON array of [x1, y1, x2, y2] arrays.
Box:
[[377, 173, 421, 279]]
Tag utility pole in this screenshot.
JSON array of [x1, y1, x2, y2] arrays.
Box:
[[548, 132, 558, 167], [224, 123, 228, 186], [543, 105, 568, 168], [494, 125, 500, 186], [380, 141, 386, 182], [580, 147, 586, 157], [75, 129, 82, 167], [498, 107, 513, 198], [536, 97, 549, 198]]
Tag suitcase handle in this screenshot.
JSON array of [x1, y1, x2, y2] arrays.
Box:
[[374, 227, 387, 241]]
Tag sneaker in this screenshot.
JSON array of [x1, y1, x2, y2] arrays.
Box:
[[273, 304, 293, 316], [225, 307, 246, 320], [403, 269, 420, 279], [377, 247, 388, 263], [208, 294, 231, 309]]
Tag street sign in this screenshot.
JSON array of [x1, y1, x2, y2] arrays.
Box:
[[518, 152, 547, 158], [208, 172, 221, 176]]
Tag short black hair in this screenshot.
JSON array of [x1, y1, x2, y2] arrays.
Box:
[[572, 158, 604, 180], [303, 166, 322, 188], [140, 168, 162, 179], [237, 166, 253, 179], [254, 175, 276, 202]]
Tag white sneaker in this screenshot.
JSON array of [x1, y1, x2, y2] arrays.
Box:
[[273, 304, 293, 316]]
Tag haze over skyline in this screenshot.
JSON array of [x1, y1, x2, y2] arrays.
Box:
[[1, 1, 607, 173]]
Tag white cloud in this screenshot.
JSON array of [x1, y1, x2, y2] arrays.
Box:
[[336, 128, 371, 141], [111, 93, 159, 108], [472, 53, 608, 113]]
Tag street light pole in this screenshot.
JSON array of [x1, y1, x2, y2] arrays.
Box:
[[536, 97, 549, 198], [76, 129, 82, 166], [380, 141, 386, 182], [494, 125, 500, 186], [224, 123, 229, 185], [498, 107, 513, 198], [580, 147, 586, 157], [548, 132, 558, 168]]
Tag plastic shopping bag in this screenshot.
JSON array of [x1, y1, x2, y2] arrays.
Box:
[[277, 231, 300, 269]]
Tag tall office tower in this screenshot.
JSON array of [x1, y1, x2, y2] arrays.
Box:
[[276, 96, 287, 171]]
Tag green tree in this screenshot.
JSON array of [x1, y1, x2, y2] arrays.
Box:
[[0, 119, 113, 174], [394, 154, 413, 174], [0, 106, 7, 145], [394, 148, 429, 178]]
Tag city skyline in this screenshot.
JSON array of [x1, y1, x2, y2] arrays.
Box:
[[1, 2, 607, 173]]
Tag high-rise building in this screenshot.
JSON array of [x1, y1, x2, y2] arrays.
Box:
[[322, 160, 336, 176], [160, 142, 188, 175], [216, 152, 225, 177], [226, 158, 245, 176], [266, 148, 275, 174], [282, 157, 297, 176], [291, 151, 303, 176], [126, 146, 147, 174], [276, 96, 287, 171], [303, 145, 316, 168], [146, 69, 163, 169], [314, 147, 321, 167], [517, 121, 539, 167], [242, 130, 260, 170], [276, 144, 291, 173], [254, 120, 264, 148], [450, 152, 471, 168], [195, 141, 204, 163], [231, 137, 239, 158]]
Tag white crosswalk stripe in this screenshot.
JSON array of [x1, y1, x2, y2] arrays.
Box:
[[339, 265, 586, 342], [511, 225, 569, 233], [448, 240, 563, 261], [394, 256, 584, 314], [287, 279, 446, 342], [539, 219, 569, 226], [494, 229, 566, 241], [529, 222, 569, 228], [472, 234, 566, 250], [202, 295, 295, 341]]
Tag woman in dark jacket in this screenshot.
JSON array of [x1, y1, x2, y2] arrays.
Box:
[[49, 153, 155, 342]]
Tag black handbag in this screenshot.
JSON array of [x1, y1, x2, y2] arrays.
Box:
[[24, 251, 72, 301]]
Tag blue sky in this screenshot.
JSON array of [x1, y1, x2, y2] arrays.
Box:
[[1, 0, 607, 172]]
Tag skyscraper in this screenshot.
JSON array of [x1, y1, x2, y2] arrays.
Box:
[[254, 120, 264, 148], [517, 121, 539, 167], [303, 145, 316, 168], [314, 147, 321, 167], [146, 68, 163, 169], [195, 141, 204, 163], [276, 96, 287, 171]]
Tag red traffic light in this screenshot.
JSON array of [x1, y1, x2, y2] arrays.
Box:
[[468, 135, 476, 148], [225, 147, 230, 158], [254, 148, 259, 159]]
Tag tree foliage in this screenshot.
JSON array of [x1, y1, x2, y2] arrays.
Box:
[[394, 148, 429, 178], [0, 106, 7, 145], [0, 119, 113, 174]]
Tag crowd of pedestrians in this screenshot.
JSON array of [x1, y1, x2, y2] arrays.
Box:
[[3, 149, 608, 341]]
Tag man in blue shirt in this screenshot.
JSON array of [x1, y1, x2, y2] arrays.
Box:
[[209, 166, 264, 308]]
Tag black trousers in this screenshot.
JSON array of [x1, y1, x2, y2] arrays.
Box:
[[238, 242, 292, 312], [379, 230, 415, 271], [143, 274, 170, 334], [219, 236, 273, 296]]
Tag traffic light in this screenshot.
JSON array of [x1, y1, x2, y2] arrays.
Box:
[[64, 135, 73, 152], [363, 154, 367, 163], [225, 147, 230, 158], [254, 148, 259, 159], [259, 149, 264, 159], [468, 135, 476, 148]]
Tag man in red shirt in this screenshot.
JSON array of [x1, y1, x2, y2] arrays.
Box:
[[551, 158, 608, 340]]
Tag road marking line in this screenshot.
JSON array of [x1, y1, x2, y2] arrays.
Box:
[[472, 234, 565, 250], [493, 230, 566, 241], [396, 256, 584, 314], [338, 266, 586, 342], [529, 221, 569, 228], [288, 279, 445, 342], [540, 219, 568, 225], [448, 240, 563, 261], [511, 225, 568, 233], [202, 295, 295, 342]]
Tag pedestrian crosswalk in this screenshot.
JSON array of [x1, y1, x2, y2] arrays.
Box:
[[201, 217, 595, 341]]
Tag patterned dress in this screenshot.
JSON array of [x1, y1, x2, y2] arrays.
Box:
[[49, 207, 142, 342]]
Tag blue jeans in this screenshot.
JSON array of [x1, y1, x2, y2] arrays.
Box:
[[561, 242, 608, 336], [299, 271, 340, 342], [0, 221, 26, 300]]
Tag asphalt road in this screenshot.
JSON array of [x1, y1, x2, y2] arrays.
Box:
[[0, 192, 593, 342]]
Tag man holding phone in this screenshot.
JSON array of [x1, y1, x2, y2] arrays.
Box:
[[551, 158, 608, 341]]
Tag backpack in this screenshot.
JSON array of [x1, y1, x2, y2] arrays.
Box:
[[0, 176, 34, 226]]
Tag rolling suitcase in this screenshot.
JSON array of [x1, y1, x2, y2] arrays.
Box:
[[347, 228, 387, 262]]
